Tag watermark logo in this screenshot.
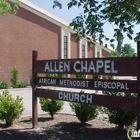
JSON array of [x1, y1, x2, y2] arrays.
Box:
[[127, 128, 140, 139]]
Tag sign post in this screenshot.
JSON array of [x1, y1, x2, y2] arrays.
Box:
[[137, 41, 140, 130], [32, 50, 38, 128]]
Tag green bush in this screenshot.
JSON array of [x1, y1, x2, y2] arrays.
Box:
[[17, 81, 28, 88], [0, 82, 9, 89], [69, 91, 98, 124], [57, 74, 66, 78], [103, 91, 136, 129], [0, 90, 25, 126], [76, 74, 86, 79], [10, 66, 19, 87], [40, 97, 64, 119], [93, 75, 101, 79], [40, 73, 64, 119], [46, 73, 54, 77]]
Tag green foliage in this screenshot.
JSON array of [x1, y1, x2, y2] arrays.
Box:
[[110, 50, 121, 57], [93, 75, 101, 79], [76, 74, 86, 79], [10, 67, 28, 88], [103, 91, 136, 129], [46, 73, 66, 78], [40, 97, 64, 119], [108, 75, 114, 80], [10, 66, 19, 88], [53, 0, 140, 45], [46, 73, 54, 77], [0, 82, 9, 89], [0, 0, 19, 15], [121, 44, 137, 57], [17, 81, 28, 88], [57, 74, 66, 78], [10, 66, 19, 87], [110, 43, 136, 57], [0, 90, 25, 126], [70, 91, 98, 123]]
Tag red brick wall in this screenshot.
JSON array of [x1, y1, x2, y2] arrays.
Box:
[[102, 49, 110, 57], [70, 34, 79, 78], [0, 7, 61, 83], [87, 44, 95, 58], [87, 44, 95, 79], [70, 34, 78, 58]]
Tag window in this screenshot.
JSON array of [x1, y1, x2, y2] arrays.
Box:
[[81, 44, 85, 58], [97, 51, 100, 58], [64, 36, 68, 59]]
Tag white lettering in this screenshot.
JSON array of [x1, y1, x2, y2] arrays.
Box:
[[93, 81, 130, 91], [64, 61, 70, 72], [75, 94, 79, 102], [86, 95, 92, 104], [111, 61, 118, 73], [58, 92, 63, 100], [81, 61, 87, 72], [44, 62, 50, 72], [63, 92, 68, 100], [108, 82, 111, 89], [120, 83, 125, 89], [59, 61, 63, 72], [58, 92, 92, 104], [88, 61, 96, 72], [80, 94, 85, 103], [111, 82, 116, 89], [125, 83, 129, 90], [104, 60, 111, 73], [94, 81, 97, 88], [96, 60, 104, 73], [69, 93, 74, 101], [73, 61, 80, 72]]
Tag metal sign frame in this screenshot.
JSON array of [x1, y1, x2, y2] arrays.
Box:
[[32, 42, 140, 130]]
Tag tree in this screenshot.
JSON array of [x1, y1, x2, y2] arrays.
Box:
[[109, 50, 121, 57], [53, 0, 140, 46], [0, 0, 19, 15], [110, 43, 136, 57], [121, 43, 136, 57]]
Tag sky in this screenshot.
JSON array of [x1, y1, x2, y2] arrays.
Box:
[[29, 0, 139, 51]]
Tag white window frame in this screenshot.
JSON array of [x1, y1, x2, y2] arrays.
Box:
[[79, 39, 87, 58], [61, 28, 70, 59], [95, 44, 102, 58]]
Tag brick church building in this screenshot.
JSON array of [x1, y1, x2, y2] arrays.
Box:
[[0, 0, 112, 83]]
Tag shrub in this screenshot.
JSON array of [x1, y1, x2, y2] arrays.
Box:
[[103, 91, 136, 129], [10, 66, 19, 87], [17, 81, 28, 88], [108, 75, 114, 80], [0, 90, 25, 126], [40, 73, 64, 119], [69, 91, 98, 124], [39, 97, 64, 119], [0, 82, 9, 89], [46, 73, 54, 77], [76, 74, 86, 79], [57, 74, 66, 78], [93, 75, 101, 79]]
